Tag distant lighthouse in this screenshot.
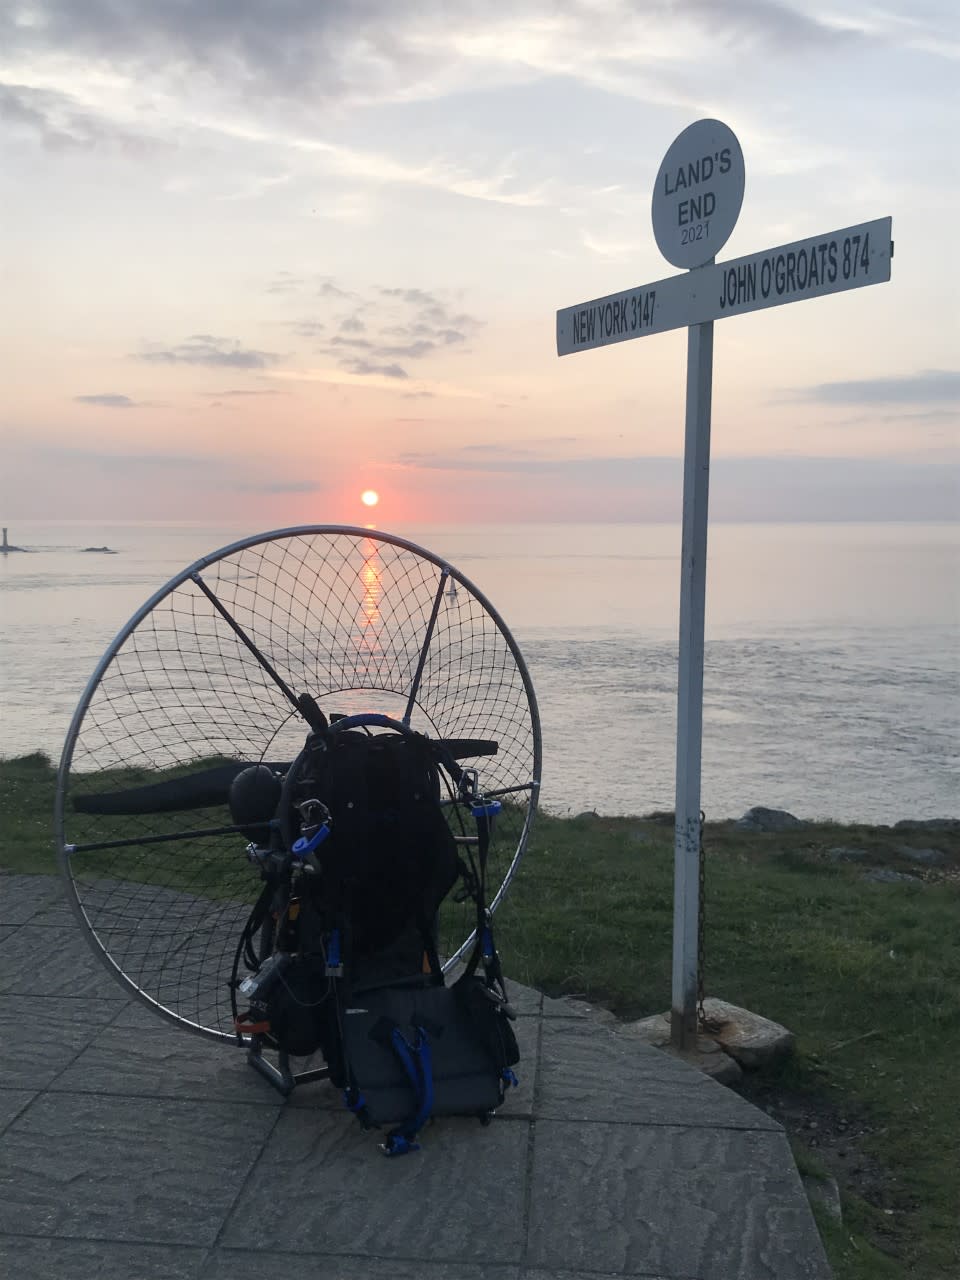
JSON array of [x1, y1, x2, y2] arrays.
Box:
[[0, 527, 26, 553]]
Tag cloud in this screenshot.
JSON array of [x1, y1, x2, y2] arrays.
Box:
[[199, 388, 286, 398], [393, 450, 959, 520], [809, 407, 958, 430], [74, 393, 144, 408], [380, 287, 438, 307], [292, 283, 484, 378], [137, 335, 280, 369], [793, 369, 960, 405], [235, 479, 320, 494], [330, 335, 435, 360], [681, 0, 866, 53], [287, 320, 327, 338], [340, 357, 409, 379], [0, 2, 877, 121], [27, 447, 235, 474], [0, 439, 326, 499], [5, 0, 946, 258], [0, 0, 907, 216], [397, 451, 681, 477], [0, 80, 160, 151], [328, 336, 374, 351], [266, 271, 306, 295], [218, 171, 292, 201], [267, 365, 479, 398]]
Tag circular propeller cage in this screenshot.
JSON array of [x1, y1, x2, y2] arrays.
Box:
[[55, 527, 541, 1040]]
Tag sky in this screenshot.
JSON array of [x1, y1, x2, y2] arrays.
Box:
[[1, 0, 958, 525]]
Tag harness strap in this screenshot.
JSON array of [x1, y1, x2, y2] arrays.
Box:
[[230, 879, 279, 1040], [462, 800, 506, 989], [382, 1025, 434, 1156], [416, 916, 444, 985]]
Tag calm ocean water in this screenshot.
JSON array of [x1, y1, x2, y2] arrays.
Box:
[[1, 520, 957, 823]]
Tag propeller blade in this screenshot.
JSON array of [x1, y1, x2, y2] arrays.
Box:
[[73, 762, 289, 816], [71, 737, 497, 816], [441, 739, 499, 759]]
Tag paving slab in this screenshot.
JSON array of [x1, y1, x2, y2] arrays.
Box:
[[0, 1089, 37, 1135], [0, 995, 127, 1089], [0, 922, 108, 996], [0, 874, 831, 1279], [0, 1237, 208, 1280], [23, 893, 77, 930], [522, 1269, 670, 1280], [222, 1108, 530, 1261], [541, 992, 617, 1020], [538, 1018, 781, 1130], [206, 1253, 519, 1280], [7, 920, 233, 1032], [524, 1273, 672, 1280], [527, 1121, 828, 1279], [0, 1092, 278, 1245], [0, 875, 63, 925], [47, 1023, 286, 1106]]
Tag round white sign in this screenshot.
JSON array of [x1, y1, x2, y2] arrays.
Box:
[[652, 119, 745, 269]]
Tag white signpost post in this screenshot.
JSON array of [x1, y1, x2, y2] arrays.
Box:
[[556, 119, 893, 1050]]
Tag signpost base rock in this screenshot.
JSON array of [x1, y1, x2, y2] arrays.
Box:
[[623, 998, 795, 1080], [621, 1012, 744, 1085]]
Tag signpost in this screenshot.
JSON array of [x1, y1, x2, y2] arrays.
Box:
[[651, 118, 745, 269], [557, 218, 893, 356], [556, 119, 893, 1051]]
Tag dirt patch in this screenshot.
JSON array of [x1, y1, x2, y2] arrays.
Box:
[[736, 1075, 916, 1258]]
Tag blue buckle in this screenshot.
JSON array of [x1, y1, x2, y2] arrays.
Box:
[[502, 1068, 519, 1089], [292, 822, 330, 857], [470, 800, 502, 820], [326, 928, 342, 971], [381, 1132, 420, 1157]]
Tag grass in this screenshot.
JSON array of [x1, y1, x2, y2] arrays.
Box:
[[3, 752, 958, 1277], [495, 809, 960, 1279]]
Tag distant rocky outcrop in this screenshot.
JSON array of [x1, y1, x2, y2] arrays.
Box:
[[735, 806, 807, 832], [80, 546, 118, 554], [863, 867, 923, 886], [826, 846, 869, 863], [893, 818, 959, 834], [895, 845, 946, 867]]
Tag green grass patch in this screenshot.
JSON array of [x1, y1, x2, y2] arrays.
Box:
[[2, 753, 958, 1276], [495, 809, 960, 1279], [1, 752, 58, 875]]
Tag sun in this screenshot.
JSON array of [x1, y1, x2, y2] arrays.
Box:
[[360, 489, 379, 507]]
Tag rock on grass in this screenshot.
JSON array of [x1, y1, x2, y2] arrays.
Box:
[[735, 806, 808, 832]]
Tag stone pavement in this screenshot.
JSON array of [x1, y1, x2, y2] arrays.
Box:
[[0, 873, 832, 1279]]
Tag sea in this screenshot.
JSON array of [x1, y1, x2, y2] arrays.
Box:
[[1, 520, 957, 825]]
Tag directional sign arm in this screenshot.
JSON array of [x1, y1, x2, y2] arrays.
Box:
[[556, 217, 893, 357], [556, 271, 694, 357], [695, 217, 893, 323]]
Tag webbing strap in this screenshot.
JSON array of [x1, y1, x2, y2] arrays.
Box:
[[383, 1026, 433, 1155], [464, 802, 505, 986], [415, 1029, 434, 1129]]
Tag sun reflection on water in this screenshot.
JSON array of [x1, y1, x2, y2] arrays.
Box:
[[359, 538, 382, 630]]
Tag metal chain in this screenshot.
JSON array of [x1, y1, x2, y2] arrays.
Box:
[[697, 808, 707, 1029]]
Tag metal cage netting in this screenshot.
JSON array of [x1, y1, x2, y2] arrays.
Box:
[[56, 527, 541, 1039]]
